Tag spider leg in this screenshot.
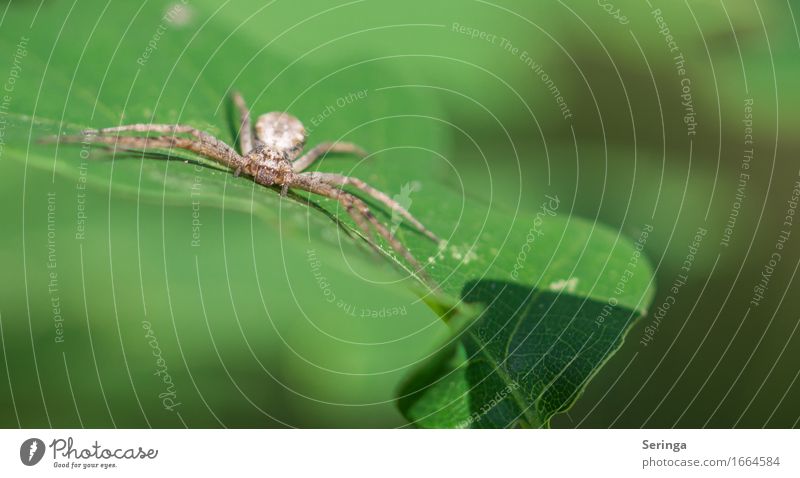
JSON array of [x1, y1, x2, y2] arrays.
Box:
[[345, 201, 374, 242], [53, 124, 245, 171], [292, 142, 368, 172], [231, 91, 255, 155], [84, 124, 239, 160], [290, 176, 429, 278], [304, 172, 440, 243]]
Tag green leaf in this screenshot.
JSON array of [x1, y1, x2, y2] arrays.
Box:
[[1, 1, 655, 427], [1, 0, 452, 427], [399, 283, 650, 428]]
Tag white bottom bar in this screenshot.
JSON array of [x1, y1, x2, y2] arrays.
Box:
[[1, 429, 796, 477]]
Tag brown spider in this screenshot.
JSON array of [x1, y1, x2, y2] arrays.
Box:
[[51, 91, 440, 278]]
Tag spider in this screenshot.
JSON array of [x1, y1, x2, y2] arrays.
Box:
[[51, 91, 440, 279]]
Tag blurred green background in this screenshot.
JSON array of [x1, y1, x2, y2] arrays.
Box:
[[1, 0, 799, 427]]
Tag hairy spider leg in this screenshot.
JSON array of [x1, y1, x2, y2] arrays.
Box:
[[292, 142, 368, 172], [304, 172, 440, 242], [72, 123, 243, 167], [231, 91, 255, 155], [289, 174, 429, 277], [53, 126, 246, 171]]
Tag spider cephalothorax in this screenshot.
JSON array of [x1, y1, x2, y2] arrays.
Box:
[[50, 91, 440, 279], [243, 144, 294, 194]]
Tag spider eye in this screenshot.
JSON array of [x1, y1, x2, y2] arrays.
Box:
[[255, 112, 307, 159]]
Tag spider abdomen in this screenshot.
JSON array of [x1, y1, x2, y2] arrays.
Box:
[[256, 112, 306, 160]]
